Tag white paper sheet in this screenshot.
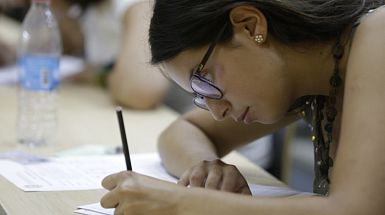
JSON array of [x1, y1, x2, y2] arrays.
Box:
[[75, 203, 113, 215], [0, 153, 178, 191], [0, 152, 317, 215]]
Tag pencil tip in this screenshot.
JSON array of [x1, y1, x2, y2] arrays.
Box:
[[116, 106, 122, 112]]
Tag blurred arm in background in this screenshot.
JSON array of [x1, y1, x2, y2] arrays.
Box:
[[0, 0, 170, 110]]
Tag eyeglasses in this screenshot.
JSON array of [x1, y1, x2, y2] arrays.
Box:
[[190, 25, 227, 110]]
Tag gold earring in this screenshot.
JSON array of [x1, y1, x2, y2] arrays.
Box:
[[255, 34, 264, 43]]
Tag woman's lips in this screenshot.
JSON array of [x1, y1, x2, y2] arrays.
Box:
[[236, 107, 250, 123], [242, 107, 251, 125]]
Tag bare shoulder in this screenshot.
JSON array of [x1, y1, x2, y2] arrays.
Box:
[[340, 4, 385, 170], [362, 5, 385, 27], [328, 7, 385, 208], [351, 6, 385, 48], [347, 6, 385, 78], [342, 5, 385, 145]]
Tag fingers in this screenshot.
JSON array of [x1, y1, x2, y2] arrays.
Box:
[[101, 172, 121, 191], [205, 168, 222, 190], [220, 167, 237, 192], [178, 160, 222, 188], [101, 171, 132, 209], [177, 163, 208, 187], [101, 171, 183, 214], [113, 203, 126, 215], [189, 167, 207, 187], [177, 159, 252, 194], [179, 168, 223, 190], [177, 169, 192, 186], [177, 159, 245, 193], [100, 171, 142, 210], [221, 165, 252, 194], [100, 189, 119, 209]]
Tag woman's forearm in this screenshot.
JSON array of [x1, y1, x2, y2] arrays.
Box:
[[107, 1, 169, 110], [158, 117, 219, 178]]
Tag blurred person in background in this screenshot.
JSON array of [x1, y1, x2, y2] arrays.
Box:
[[0, 0, 170, 110]]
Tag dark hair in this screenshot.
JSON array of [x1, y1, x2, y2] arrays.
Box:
[[149, 0, 384, 64]]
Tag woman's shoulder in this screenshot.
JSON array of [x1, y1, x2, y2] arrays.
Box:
[[344, 5, 385, 108], [349, 6, 385, 59], [355, 6, 385, 34]]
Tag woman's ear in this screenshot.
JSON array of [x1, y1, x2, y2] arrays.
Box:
[[229, 5, 268, 44]]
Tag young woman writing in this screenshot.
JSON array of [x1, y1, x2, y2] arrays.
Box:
[[101, 1, 385, 214]]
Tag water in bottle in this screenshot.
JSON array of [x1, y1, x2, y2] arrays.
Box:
[[17, 0, 61, 148]]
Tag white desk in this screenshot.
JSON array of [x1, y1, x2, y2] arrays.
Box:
[[0, 83, 285, 215]]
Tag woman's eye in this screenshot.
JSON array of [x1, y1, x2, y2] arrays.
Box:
[[202, 71, 213, 82]]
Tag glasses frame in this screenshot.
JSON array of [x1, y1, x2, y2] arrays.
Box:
[[190, 25, 227, 110]]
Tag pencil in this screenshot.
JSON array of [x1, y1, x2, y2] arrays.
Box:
[[116, 106, 132, 171]]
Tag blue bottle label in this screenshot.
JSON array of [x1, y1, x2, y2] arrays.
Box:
[[18, 56, 60, 91]]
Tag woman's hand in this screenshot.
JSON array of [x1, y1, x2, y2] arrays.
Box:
[[178, 159, 251, 195], [101, 171, 182, 215]]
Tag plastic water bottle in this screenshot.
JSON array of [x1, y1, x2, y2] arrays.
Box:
[[17, 0, 61, 148]]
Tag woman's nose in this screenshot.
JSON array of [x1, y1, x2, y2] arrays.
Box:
[[204, 98, 230, 121]]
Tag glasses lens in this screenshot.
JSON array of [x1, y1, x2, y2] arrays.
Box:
[[191, 77, 222, 99], [193, 97, 209, 110]]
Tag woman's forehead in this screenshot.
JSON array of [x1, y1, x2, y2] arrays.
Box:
[[163, 47, 206, 92]]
